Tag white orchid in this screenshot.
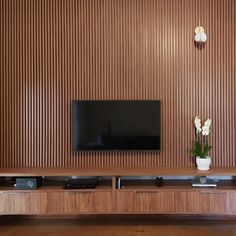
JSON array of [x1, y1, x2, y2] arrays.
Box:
[[202, 119, 211, 136], [202, 129, 210, 136], [194, 116, 211, 135], [196, 127, 202, 133], [204, 119, 211, 128], [191, 116, 213, 159], [194, 116, 202, 133], [194, 116, 201, 126], [202, 125, 209, 131]]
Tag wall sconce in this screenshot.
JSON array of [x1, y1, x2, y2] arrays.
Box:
[[194, 22, 207, 46]]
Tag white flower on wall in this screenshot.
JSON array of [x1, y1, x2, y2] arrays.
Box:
[[202, 119, 211, 136], [194, 116, 211, 136], [194, 116, 202, 133]]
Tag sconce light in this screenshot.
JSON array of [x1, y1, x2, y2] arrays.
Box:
[[194, 22, 207, 44]]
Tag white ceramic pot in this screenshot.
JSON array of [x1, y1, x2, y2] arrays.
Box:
[[196, 156, 211, 171]]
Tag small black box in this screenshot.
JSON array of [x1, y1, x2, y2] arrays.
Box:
[[15, 177, 42, 190], [64, 177, 98, 189]]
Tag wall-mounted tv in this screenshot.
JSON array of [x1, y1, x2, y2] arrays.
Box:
[[72, 100, 160, 151]]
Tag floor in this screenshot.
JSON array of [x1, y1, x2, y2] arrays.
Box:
[[1, 215, 236, 236]]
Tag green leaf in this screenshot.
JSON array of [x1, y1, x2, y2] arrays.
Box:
[[190, 138, 213, 158], [190, 141, 203, 157], [202, 143, 213, 157]]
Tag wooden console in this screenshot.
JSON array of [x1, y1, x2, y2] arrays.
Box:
[[0, 167, 236, 215]]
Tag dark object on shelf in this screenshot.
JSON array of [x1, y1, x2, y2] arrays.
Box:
[[64, 177, 98, 189], [0, 177, 5, 185], [191, 176, 217, 188], [155, 177, 164, 187], [14, 177, 42, 190]]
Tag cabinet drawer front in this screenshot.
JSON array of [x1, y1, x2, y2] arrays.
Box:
[[48, 192, 66, 214], [48, 191, 113, 214], [226, 192, 236, 213], [134, 191, 175, 213], [2, 192, 47, 214], [116, 191, 175, 213], [175, 191, 227, 214], [199, 191, 227, 213], [115, 191, 134, 212], [64, 191, 93, 213], [174, 191, 200, 213], [93, 191, 113, 213]]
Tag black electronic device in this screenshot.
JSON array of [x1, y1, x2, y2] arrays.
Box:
[[72, 100, 161, 151], [64, 177, 98, 189], [155, 177, 164, 187], [14, 177, 42, 190], [191, 176, 217, 188]]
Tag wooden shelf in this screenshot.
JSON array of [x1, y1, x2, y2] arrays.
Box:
[[1, 167, 236, 177], [0, 179, 112, 192], [1, 179, 236, 192], [118, 179, 236, 191], [0, 185, 112, 192]]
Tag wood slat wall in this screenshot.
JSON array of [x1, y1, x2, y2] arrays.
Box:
[[0, 0, 235, 168]]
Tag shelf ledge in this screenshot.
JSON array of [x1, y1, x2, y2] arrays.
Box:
[[0, 167, 236, 177]]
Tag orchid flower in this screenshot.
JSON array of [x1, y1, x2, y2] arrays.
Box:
[[191, 116, 212, 158]]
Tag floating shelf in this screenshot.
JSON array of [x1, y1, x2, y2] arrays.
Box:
[[0, 167, 236, 177]]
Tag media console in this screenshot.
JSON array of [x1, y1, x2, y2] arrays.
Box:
[[0, 167, 236, 215]]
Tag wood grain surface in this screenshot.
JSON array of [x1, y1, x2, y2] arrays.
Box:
[[0, 0, 235, 168], [1, 216, 236, 236]]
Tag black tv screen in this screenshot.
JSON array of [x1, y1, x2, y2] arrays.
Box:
[[72, 100, 160, 151]]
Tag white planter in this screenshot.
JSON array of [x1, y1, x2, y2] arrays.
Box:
[[196, 156, 211, 171]]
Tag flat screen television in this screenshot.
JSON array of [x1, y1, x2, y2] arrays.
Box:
[[72, 100, 160, 151]]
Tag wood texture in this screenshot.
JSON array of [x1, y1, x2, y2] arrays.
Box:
[[64, 191, 94, 213], [115, 189, 233, 214], [48, 192, 66, 214], [0, 181, 236, 215], [93, 191, 113, 213], [115, 191, 134, 212], [174, 191, 200, 213], [2, 217, 236, 236], [1, 167, 236, 177], [226, 192, 236, 213], [0, 0, 236, 168], [1, 192, 48, 214], [174, 191, 227, 214], [199, 191, 227, 213], [134, 191, 175, 213], [48, 191, 112, 214]]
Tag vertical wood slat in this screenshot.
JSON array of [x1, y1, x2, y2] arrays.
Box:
[[0, 0, 235, 168]]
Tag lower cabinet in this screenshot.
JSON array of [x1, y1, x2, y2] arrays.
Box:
[[64, 191, 94, 213], [226, 192, 236, 213], [93, 191, 113, 213], [115, 191, 175, 213], [174, 191, 227, 214], [0, 190, 113, 215], [0, 189, 235, 215], [174, 191, 200, 213], [115, 190, 229, 214], [1, 192, 48, 214], [134, 191, 175, 213], [115, 191, 135, 212], [48, 191, 113, 214], [198, 191, 227, 213]]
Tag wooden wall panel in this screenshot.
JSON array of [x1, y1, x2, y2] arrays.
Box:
[[0, 0, 235, 168]]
